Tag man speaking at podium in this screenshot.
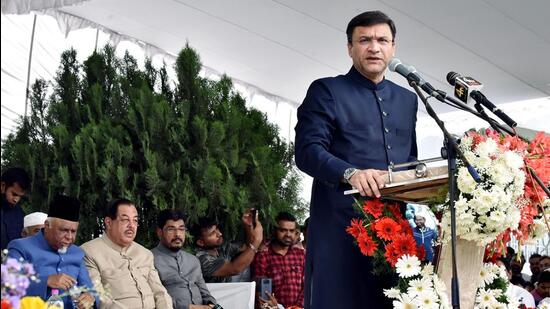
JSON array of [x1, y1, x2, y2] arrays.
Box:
[[295, 10, 418, 308]]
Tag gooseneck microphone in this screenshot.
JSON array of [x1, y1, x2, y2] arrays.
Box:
[[446, 72, 517, 128]]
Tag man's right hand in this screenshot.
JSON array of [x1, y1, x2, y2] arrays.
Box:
[[348, 169, 387, 198], [47, 273, 77, 290], [189, 305, 214, 309], [243, 209, 263, 248]]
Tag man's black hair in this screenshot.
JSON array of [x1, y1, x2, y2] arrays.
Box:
[[1, 167, 31, 190], [157, 209, 186, 229], [105, 198, 134, 219], [189, 217, 218, 241], [530, 253, 542, 260], [276, 211, 297, 223], [346, 11, 396, 43], [538, 270, 550, 284]]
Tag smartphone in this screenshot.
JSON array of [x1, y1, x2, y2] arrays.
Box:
[[251, 208, 257, 228], [256, 277, 272, 300]]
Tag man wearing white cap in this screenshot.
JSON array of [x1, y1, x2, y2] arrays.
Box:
[[21, 211, 48, 237]]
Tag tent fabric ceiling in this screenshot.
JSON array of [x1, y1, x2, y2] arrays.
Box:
[[2, 0, 550, 117]]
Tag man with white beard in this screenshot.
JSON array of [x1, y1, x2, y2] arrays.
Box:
[[81, 198, 172, 309], [7, 194, 96, 308]]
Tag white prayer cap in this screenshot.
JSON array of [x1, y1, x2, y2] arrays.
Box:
[[23, 212, 48, 228]]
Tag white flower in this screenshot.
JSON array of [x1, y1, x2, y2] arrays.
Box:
[[476, 289, 497, 308], [396, 255, 422, 278], [457, 166, 478, 194], [384, 288, 401, 299], [503, 150, 524, 169], [393, 294, 417, 309], [413, 291, 440, 309], [407, 278, 433, 297], [478, 266, 497, 287], [475, 138, 498, 157], [421, 264, 434, 277]]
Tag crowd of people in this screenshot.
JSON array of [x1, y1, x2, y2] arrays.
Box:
[[1, 167, 308, 309]]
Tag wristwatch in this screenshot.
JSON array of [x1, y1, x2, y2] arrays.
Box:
[[343, 168, 358, 184]]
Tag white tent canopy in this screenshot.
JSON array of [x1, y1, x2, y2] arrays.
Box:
[[2, 0, 549, 202]]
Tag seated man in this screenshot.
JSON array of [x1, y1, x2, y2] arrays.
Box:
[[1, 167, 31, 249], [190, 209, 263, 283], [21, 211, 48, 237], [152, 209, 217, 309], [81, 198, 172, 309], [252, 212, 305, 308], [7, 194, 96, 309]]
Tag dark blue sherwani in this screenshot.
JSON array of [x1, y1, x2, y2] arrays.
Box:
[[295, 66, 418, 308], [7, 230, 95, 308]]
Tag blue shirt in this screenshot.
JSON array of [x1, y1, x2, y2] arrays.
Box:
[[413, 226, 438, 262], [7, 230, 95, 308]]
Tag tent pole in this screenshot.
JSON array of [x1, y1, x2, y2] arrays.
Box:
[[24, 14, 37, 118], [95, 28, 99, 52]]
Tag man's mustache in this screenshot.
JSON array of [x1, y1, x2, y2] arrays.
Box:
[[171, 238, 183, 243]]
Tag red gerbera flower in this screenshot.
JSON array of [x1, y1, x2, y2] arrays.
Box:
[[373, 218, 401, 241], [387, 203, 402, 219], [398, 219, 413, 234], [391, 233, 418, 257], [363, 199, 385, 218], [357, 232, 378, 256], [416, 245, 426, 261], [384, 242, 401, 266], [346, 218, 366, 238]]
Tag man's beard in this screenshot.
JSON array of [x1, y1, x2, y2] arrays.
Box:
[[167, 238, 183, 252], [58, 246, 68, 254], [273, 237, 292, 248]]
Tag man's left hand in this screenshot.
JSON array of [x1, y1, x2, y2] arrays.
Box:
[[75, 292, 95, 309]]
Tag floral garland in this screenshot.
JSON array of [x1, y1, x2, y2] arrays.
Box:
[[346, 199, 425, 274], [474, 263, 519, 309]]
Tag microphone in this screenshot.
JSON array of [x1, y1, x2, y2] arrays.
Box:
[[389, 58, 438, 96], [446, 72, 517, 128], [446, 72, 483, 104]]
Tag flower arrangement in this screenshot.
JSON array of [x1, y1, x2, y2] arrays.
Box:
[[346, 199, 425, 274], [1, 252, 38, 309], [474, 263, 519, 309], [384, 255, 450, 309], [439, 129, 550, 253]]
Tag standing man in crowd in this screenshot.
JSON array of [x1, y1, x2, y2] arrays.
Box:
[[152, 209, 218, 309], [1, 167, 31, 249], [8, 194, 96, 309], [412, 214, 438, 263], [190, 209, 263, 283], [294, 10, 418, 308], [81, 198, 172, 309], [21, 211, 48, 237], [252, 212, 305, 308]]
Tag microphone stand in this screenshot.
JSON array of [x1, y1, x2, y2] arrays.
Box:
[[408, 80, 473, 309]]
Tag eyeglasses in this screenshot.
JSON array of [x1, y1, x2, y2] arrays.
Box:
[[164, 227, 187, 234], [117, 217, 139, 226], [354, 37, 393, 46]]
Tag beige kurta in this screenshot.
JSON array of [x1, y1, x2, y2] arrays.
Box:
[[81, 235, 173, 309]]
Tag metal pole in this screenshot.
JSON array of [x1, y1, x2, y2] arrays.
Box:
[[24, 14, 38, 118]]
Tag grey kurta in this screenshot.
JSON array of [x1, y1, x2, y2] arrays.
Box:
[[152, 243, 217, 309]]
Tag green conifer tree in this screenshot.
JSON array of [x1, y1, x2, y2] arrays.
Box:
[[1, 44, 305, 247]]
